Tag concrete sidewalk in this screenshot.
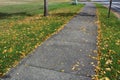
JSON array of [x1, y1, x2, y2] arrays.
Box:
[[2, 3, 98, 80]]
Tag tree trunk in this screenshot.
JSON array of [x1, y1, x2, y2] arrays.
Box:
[[44, 0, 48, 16], [108, 0, 112, 18], [75, 0, 78, 5]]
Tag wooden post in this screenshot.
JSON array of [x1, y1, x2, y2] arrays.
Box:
[[108, 0, 112, 18], [44, 0, 48, 16]]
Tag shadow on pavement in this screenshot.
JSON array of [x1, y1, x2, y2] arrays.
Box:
[[79, 12, 95, 17]]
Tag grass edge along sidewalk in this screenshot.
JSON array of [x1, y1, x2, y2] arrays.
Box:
[[96, 4, 120, 80], [0, 3, 84, 77]]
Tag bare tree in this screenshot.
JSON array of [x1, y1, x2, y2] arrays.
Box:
[[44, 0, 48, 16]]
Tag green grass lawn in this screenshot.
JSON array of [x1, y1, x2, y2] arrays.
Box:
[[96, 4, 120, 80], [0, 0, 70, 6], [0, 2, 84, 77]]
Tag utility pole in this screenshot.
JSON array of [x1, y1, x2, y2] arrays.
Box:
[[108, 0, 112, 18], [44, 0, 48, 16]]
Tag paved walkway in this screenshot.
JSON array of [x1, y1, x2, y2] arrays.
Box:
[[2, 3, 98, 80]]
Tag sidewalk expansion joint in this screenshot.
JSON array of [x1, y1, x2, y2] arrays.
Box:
[[28, 64, 92, 78]]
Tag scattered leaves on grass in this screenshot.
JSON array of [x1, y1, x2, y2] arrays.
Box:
[[96, 4, 120, 80], [100, 77, 110, 80], [0, 3, 84, 76]]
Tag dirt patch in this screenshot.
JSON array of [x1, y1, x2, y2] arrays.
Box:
[[0, 0, 39, 6], [0, 0, 71, 6], [0, 2, 28, 5]]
